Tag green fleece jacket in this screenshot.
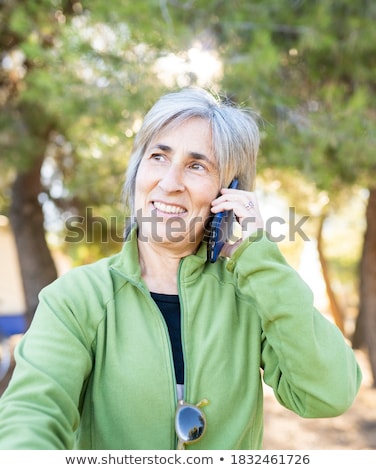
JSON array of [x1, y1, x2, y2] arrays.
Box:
[[0, 230, 361, 449]]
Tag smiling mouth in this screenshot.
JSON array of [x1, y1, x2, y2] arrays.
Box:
[[152, 201, 187, 215]]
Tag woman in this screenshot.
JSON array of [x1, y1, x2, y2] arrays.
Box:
[[0, 87, 361, 450]]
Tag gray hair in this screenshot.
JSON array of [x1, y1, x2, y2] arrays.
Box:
[[123, 87, 260, 222]]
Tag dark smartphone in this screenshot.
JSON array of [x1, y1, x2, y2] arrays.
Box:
[[207, 178, 239, 263]]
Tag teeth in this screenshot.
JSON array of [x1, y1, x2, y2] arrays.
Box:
[[153, 201, 186, 214]]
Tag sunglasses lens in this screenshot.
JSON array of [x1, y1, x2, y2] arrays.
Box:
[[176, 405, 206, 443]]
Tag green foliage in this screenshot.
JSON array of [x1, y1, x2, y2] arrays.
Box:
[[175, 0, 374, 194]]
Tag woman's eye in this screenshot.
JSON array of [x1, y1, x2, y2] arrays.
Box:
[[151, 153, 165, 161], [190, 162, 206, 171]]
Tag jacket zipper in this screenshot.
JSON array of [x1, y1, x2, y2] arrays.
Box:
[[177, 259, 187, 402]]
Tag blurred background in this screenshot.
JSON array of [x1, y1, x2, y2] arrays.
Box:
[[0, 0, 375, 448]]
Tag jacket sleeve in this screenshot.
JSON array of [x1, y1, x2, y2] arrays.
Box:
[[0, 267, 102, 450], [226, 232, 362, 418]]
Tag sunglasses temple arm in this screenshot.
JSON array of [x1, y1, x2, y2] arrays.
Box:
[[177, 439, 186, 450]]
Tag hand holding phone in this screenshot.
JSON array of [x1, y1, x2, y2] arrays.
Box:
[[207, 179, 239, 263]]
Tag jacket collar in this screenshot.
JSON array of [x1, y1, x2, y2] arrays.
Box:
[[110, 225, 209, 285]]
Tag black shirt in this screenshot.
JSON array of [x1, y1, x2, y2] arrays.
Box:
[[150, 292, 184, 384]]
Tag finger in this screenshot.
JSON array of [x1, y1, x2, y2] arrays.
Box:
[[212, 189, 257, 206], [211, 194, 258, 214], [211, 200, 252, 214]]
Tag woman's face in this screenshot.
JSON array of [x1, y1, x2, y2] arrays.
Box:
[[134, 117, 220, 253]]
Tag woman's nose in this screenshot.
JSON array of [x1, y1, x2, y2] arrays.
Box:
[[158, 166, 185, 193]]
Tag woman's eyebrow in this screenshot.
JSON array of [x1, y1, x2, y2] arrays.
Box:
[[189, 151, 211, 163], [151, 144, 171, 153], [151, 144, 215, 166]]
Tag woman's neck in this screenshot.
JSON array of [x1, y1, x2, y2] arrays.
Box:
[[137, 240, 189, 294]]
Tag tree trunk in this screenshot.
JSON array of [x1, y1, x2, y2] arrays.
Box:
[[352, 294, 365, 349], [316, 214, 345, 334], [358, 187, 376, 387], [9, 154, 58, 327]]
